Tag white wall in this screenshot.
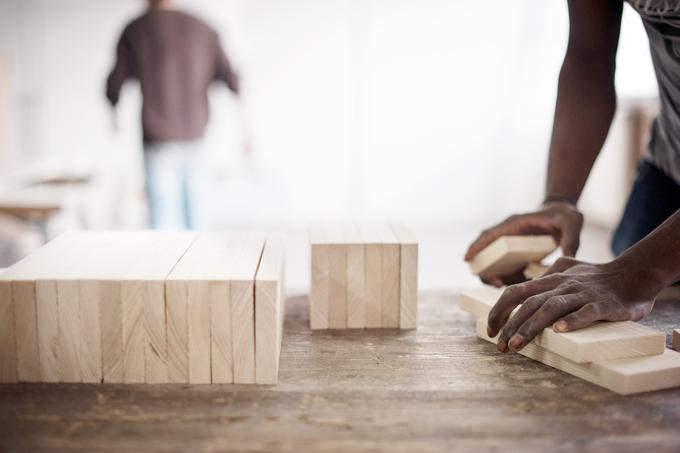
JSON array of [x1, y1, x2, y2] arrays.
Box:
[[0, 0, 658, 233]]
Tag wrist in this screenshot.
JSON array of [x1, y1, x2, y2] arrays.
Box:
[[543, 193, 578, 207], [606, 255, 669, 298]]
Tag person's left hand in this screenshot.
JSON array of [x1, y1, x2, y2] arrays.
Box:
[[487, 256, 662, 353]]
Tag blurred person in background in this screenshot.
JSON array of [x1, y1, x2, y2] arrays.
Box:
[[106, 0, 245, 230], [464, 0, 680, 353]]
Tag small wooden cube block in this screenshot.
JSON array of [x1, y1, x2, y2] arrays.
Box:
[[308, 223, 418, 330]]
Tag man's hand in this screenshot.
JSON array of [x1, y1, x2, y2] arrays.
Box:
[[487, 256, 661, 353], [464, 201, 584, 286]]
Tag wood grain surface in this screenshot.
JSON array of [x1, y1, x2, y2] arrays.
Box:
[[1, 291, 680, 452]]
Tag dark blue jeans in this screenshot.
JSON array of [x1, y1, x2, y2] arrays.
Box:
[[611, 160, 680, 256]]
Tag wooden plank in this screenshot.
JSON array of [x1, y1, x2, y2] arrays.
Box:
[[523, 263, 549, 280], [469, 235, 557, 278], [379, 226, 400, 329], [309, 226, 329, 330], [56, 281, 81, 383], [476, 318, 680, 395], [364, 244, 382, 328], [460, 287, 666, 363], [326, 225, 348, 330], [13, 281, 41, 382], [100, 281, 123, 383], [210, 281, 232, 384], [166, 281, 189, 383], [346, 225, 366, 329], [0, 281, 17, 383], [255, 234, 286, 384], [674, 329, 680, 352], [360, 225, 383, 328], [229, 233, 266, 384], [189, 282, 211, 384], [79, 281, 102, 383], [391, 224, 418, 330], [35, 281, 59, 382]]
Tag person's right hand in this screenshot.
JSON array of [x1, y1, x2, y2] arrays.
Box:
[[464, 201, 584, 287]]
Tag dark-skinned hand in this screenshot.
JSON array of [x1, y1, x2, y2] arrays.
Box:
[[487, 256, 662, 353], [464, 201, 584, 287]]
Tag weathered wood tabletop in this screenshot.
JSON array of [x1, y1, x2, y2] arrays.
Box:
[[1, 290, 680, 452]]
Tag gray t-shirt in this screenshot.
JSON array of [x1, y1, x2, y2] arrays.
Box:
[[626, 0, 680, 184]]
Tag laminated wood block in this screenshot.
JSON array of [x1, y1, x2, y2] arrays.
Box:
[[469, 235, 557, 279], [674, 329, 680, 352], [255, 234, 286, 384], [460, 287, 665, 363], [476, 318, 680, 395], [391, 224, 418, 330]]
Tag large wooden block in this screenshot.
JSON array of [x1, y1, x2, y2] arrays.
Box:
[[1, 230, 280, 386], [476, 318, 680, 395], [674, 329, 680, 352], [469, 235, 557, 278], [255, 235, 286, 384], [460, 287, 665, 363], [391, 224, 418, 330], [210, 281, 232, 384]]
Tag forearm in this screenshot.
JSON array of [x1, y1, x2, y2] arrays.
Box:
[[614, 210, 680, 291], [545, 56, 617, 204]]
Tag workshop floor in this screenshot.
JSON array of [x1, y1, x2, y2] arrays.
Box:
[[2, 291, 679, 452]]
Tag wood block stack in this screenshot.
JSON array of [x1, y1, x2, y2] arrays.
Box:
[[0, 231, 285, 384], [309, 223, 418, 330], [462, 236, 680, 395]]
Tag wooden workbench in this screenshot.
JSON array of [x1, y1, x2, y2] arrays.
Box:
[[1, 291, 680, 452]]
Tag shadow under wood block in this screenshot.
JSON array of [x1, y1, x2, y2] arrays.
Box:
[[0, 230, 286, 385], [460, 287, 665, 363], [308, 223, 418, 330], [469, 235, 557, 279]]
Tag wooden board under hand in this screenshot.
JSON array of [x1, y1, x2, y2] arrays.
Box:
[[460, 287, 665, 363]]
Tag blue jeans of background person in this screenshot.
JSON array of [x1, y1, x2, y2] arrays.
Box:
[[143, 141, 206, 230], [611, 159, 680, 256]]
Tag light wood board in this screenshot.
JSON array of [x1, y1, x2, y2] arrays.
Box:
[[309, 226, 329, 330], [469, 235, 557, 278], [391, 223, 418, 330], [460, 286, 665, 363], [255, 234, 286, 384]]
